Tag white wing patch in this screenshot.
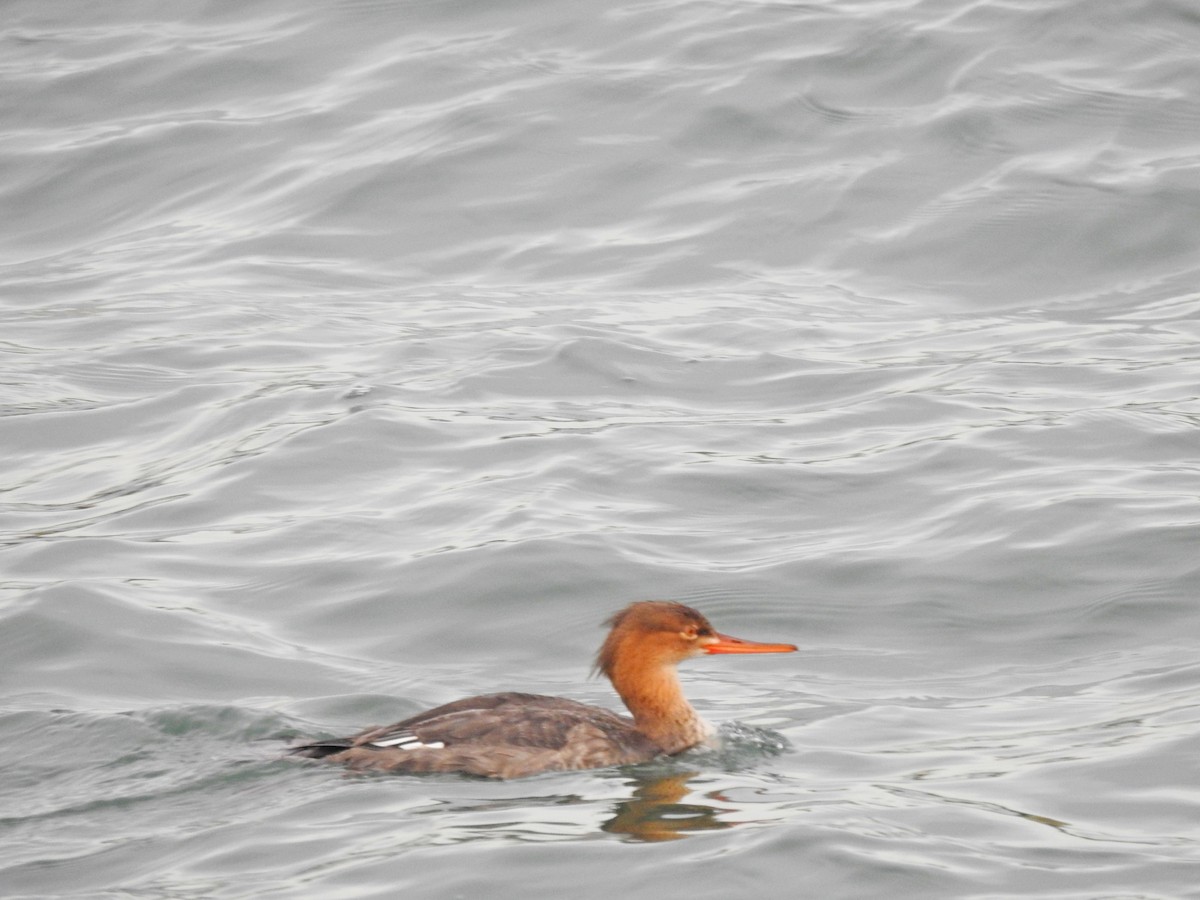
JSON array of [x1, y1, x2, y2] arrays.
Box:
[[367, 731, 445, 750]]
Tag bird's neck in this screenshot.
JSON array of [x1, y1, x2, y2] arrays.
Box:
[[609, 662, 710, 755]]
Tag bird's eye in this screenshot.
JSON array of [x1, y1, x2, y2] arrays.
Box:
[[681, 627, 698, 640]]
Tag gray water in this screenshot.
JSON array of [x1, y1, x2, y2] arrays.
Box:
[[3, 0, 1200, 897]]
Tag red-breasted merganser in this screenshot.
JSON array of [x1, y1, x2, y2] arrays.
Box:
[[290, 601, 796, 779]]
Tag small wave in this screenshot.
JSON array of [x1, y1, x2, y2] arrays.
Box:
[[673, 720, 792, 772]]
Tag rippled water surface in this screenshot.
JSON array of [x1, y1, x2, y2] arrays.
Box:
[[3, 0, 1200, 897]]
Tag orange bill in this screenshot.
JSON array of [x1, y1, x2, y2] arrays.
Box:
[[705, 631, 797, 654]]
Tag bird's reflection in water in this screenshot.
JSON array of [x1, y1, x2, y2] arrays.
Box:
[[601, 770, 732, 841]]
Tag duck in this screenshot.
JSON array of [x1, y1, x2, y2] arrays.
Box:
[[290, 600, 796, 779]]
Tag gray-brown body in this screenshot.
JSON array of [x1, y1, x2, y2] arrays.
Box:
[[290, 691, 663, 779]]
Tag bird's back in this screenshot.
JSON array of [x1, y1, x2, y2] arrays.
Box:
[[291, 691, 664, 779]]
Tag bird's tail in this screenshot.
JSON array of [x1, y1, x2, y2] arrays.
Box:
[[289, 738, 354, 759]]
